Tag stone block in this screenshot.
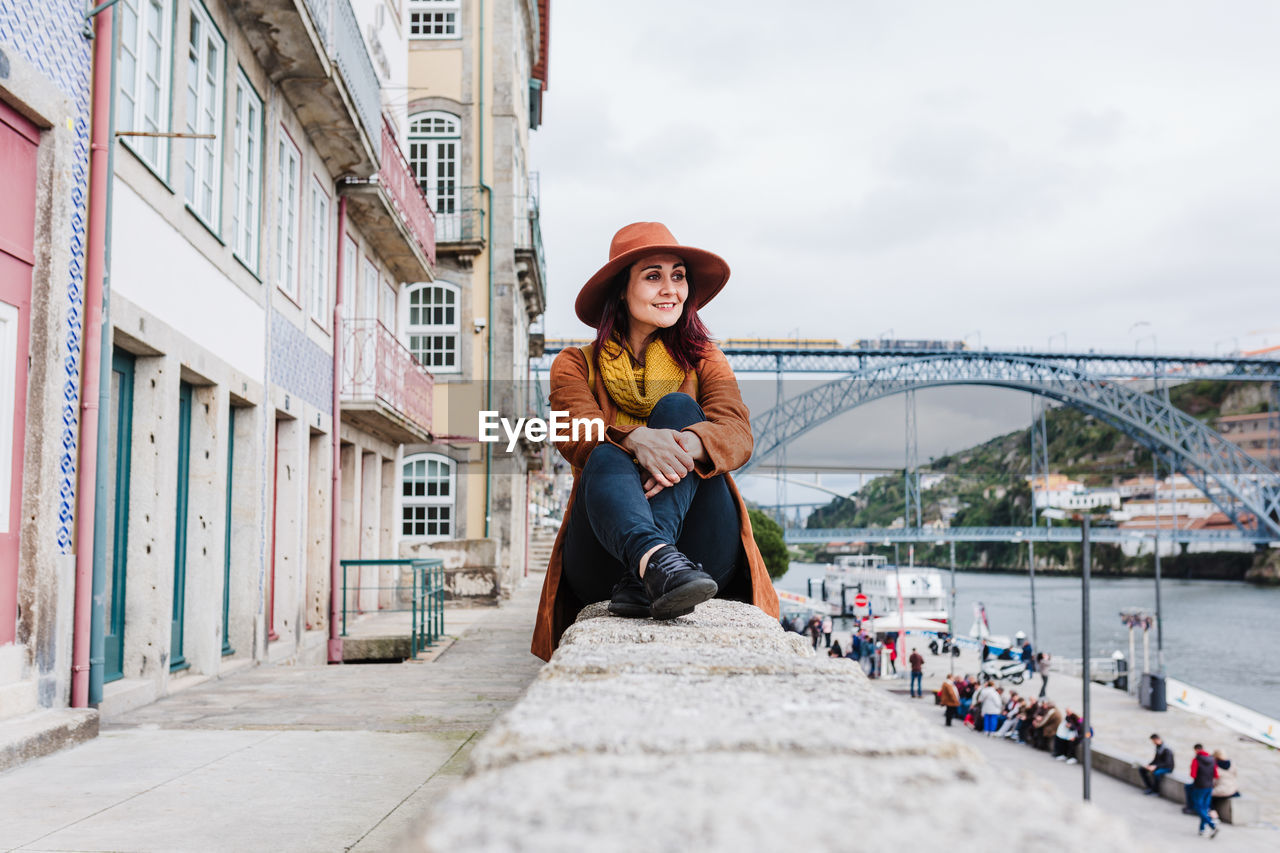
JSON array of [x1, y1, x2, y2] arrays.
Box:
[[342, 636, 411, 662], [401, 538, 498, 570], [545, 641, 841, 677], [401, 538, 502, 603], [558, 612, 808, 655], [1215, 795, 1259, 826], [420, 753, 1133, 852], [574, 598, 784, 633], [468, 661, 970, 773], [414, 599, 1134, 851], [0, 709, 99, 772]]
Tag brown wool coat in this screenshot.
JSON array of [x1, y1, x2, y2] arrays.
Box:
[[530, 344, 780, 661]]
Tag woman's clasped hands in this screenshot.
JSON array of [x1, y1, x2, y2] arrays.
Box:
[[623, 426, 705, 497]]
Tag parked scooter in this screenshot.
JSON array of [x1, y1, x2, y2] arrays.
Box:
[[980, 658, 1028, 685]]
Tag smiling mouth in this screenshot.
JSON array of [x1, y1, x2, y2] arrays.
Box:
[[654, 302, 678, 310]]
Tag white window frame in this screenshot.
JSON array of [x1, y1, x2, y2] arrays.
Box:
[[361, 257, 379, 322], [231, 69, 262, 271], [341, 234, 358, 330], [116, 0, 173, 175], [309, 178, 331, 324], [183, 0, 225, 227], [381, 279, 397, 333], [408, 111, 461, 238], [406, 281, 460, 373], [276, 132, 302, 300], [401, 453, 455, 540], [408, 0, 461, 39]]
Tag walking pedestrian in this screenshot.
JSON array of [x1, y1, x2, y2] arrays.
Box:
[[532, 222, 780, 661], [1036, 651, 1051, 698], [821, 614, 833, 648], [1139, 733, 1175, 795], [908, 647, 925, 698], [1185, 743, 1219, 837], [939, 674, 960, 726]]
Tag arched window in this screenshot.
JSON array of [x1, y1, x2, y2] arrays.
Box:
[[402, 453, 455, 539], [408, 111, 461, 239], [406, 281, 460, 372]]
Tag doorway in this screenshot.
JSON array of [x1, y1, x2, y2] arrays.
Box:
[[0, 98, 39, 644]]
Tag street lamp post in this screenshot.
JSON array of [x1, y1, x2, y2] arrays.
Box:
[[1041, 507, 1094, 801], [1081, 514, 1093, 802], [949, 539, 957, 676]]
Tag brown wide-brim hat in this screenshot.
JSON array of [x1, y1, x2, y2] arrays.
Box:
[[575, 222, 731, 328]]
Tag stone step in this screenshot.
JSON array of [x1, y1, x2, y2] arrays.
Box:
[[0, 708, 99, 772]]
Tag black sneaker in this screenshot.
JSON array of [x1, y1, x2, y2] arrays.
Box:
[[642, 546, 718, 620], [607, 572, 651, 618]]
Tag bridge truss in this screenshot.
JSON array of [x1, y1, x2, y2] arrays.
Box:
[[739, 352, 1280, 538], [536, 343, 1280, 540], [786, 526, 1272, 546]]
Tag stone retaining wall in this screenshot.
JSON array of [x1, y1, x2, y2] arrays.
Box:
[[415, 601, 1134, 851]]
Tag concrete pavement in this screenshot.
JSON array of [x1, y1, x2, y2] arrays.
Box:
[[0, 573, 546, 852]]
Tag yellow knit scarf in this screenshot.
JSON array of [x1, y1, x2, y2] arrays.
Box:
[[597, 338, 688, 426]]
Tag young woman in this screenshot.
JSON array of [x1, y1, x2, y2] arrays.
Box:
[[530, 223, 780, 661]]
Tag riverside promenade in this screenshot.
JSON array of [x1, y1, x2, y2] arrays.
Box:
[[870, 643, 1280, 849], [0, 575, 546, 852]]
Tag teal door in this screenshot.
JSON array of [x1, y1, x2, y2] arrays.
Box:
[[104, 350, 135, 683], [170, 381, 193, 672], [221, 407, 235, 656]]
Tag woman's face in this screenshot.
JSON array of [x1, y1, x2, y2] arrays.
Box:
[[623, 252, 687, 339]]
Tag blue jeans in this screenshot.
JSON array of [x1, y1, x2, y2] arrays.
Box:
[[983, 713, 999, 733], [910, 671, 923, 696], [1139, 766, 1170, 792], [1189, 787, 1216, 831], [561, 393, 742, 604]]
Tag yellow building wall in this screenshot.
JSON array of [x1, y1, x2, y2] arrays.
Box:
[[409, 49, 464, 103]]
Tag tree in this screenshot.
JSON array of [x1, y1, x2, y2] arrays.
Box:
[[748, 509, 790, 579]]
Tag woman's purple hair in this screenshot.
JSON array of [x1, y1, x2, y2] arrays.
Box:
[[592, 268, 713, 373]]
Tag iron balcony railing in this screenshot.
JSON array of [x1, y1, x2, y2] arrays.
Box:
[[302, 0, 382, 164], [379, 117, 436, 268], [341, 318, 434, 437], [433, 186, 487, 244], [340, 558, 445, 656]]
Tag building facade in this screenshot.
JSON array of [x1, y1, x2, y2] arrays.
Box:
[[1, 0, 445, 728], [400, 0, 549, 597], [0, 0, 94, 721], [1215, 411, 1279, 468]]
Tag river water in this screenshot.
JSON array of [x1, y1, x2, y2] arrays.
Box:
[[776, 562, 1280, 718]]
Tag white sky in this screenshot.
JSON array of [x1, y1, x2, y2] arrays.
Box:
[[529, 1, 1280, 506]]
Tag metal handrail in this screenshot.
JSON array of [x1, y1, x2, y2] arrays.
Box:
[[340, 318, 434, 435], [339, 558, 444, 655]]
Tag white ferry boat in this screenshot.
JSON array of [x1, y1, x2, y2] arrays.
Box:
[[815, 555, 949, 622]]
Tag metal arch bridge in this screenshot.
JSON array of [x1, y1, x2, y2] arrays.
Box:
[[535, 342, 1280, 537], [737, 350, 1280, 538], [784, 526, 1274, 546]]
